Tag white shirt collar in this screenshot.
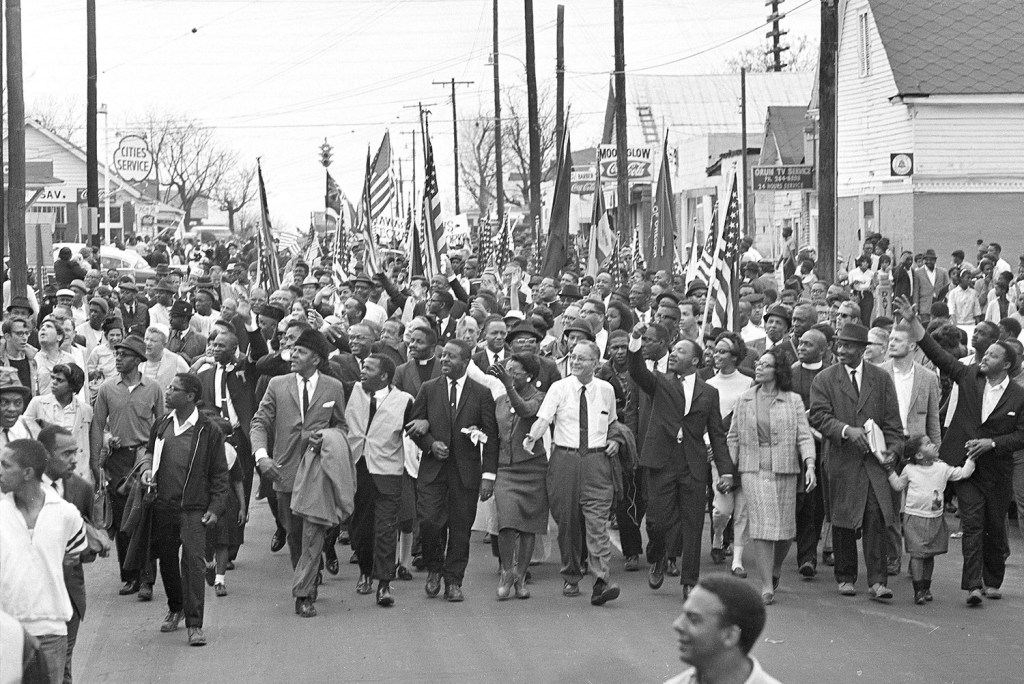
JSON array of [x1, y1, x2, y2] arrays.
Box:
[[987, 375, 1009, 393], [42, 473, 64, 497], [845, 360, 864, 378], [801, 361, 823, 370], [372, 386, 391, 401], [172, 407, 200, 435]]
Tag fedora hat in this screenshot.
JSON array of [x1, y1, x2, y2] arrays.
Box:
[[0, 367, 32, 401], [115, 334, 148, 361], [506, 320, 542, 343], [170, 300, 194, 319], [558, 284, 582, 301], [153, 278, 176, 293], [563, 321, 596, 342], [6, 295, 34, 313], [836, 323, 869, 345], [764, 304, 792, 328]]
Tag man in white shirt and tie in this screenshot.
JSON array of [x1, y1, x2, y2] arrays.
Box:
[[473, 317, 509, 372], [525, 340, 621, 606]]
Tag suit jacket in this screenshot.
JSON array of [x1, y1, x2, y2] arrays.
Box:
[[727, 388, 815, 475], [767, 338, 798, 367], [627, 349, 733, 480], [119, 302, 150, 336], [62, 474, 94, 619], [879, 360, 942, 446], [472, 347, 509, 373], [167, 329, 207, 366], [535, 354, 561, 392], [250, 372, 348, 492], [394, 357, 442, 397], [809, 362, 904, 529], [919, 333, 1024, 476], [912, 267, 950, 317], [197, 357, 262, 435], [411, 375, 499, 489]]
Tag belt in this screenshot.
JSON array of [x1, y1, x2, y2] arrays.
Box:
[[553, 445, 606, 453]]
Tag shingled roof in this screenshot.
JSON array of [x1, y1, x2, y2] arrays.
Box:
[[869, 0, 1024, 96]]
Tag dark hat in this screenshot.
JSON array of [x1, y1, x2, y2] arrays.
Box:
[[685, 279, 708, 297], [6, 295, 34, 312], [259, 304, 287, 322], [612, 285, 631, 301], [740, 292, 765, 305], [170, 300, 194, 319], [119, 281, 139, 293], [351, 274, 374, 288], [558, 284, 582, 300], [528, 274, 543, 287], [657, 290, 682, 307], [88, 296, 110, 315], [293, 329, 333, 361], [923, 249, 937, 258], [153, 278, 176, 293], [836, 323, 869, 345], [0, 367, 32, 401], [506, 320, 543, 343], [70, 279, 88, 292], [102, 317, 124, 333], [115, 334, 148, 361], [563, 321, 596, 342], [764, 304, 791, 328]]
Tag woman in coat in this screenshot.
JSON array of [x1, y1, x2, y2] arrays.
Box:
[[727, 347, 817, 605]]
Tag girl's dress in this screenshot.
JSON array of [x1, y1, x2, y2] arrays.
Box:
[[889, 459, 975, 557]]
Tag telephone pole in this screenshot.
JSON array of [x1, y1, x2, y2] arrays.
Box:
[[613, 0, 629, 244], [492, 0, 505, 232], [524, 0, 543, 256], [5, 0, 28, 298], [740, 68, 749, 235], [433, 78, 474, 215], [86, 0, 99, 247], [766, 0, 789, 72], [818, 0, 838, 283], [555, 4, 565, 148]]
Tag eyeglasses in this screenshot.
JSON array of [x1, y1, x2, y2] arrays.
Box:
[[755, 362, 776, 370]]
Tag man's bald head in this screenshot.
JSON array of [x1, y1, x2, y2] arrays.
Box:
[[797, 329, 828, 364]]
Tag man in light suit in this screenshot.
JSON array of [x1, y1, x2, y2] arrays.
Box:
[[410, 338, 498, 602], [912, 249, 950, 324], [879, 325, 941, 576], [810, 323, 904, 601], [627, 323, 734, 598], [251, 329, 347, 617], [40, 424, 97, 684], [895, 296, 1024, 605]]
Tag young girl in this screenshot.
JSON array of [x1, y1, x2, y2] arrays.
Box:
[[887, 435, 976, 604]]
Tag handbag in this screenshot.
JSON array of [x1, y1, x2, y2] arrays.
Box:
[[93, 479, 114, 530]]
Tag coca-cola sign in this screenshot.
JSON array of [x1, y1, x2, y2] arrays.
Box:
[[597, 144, 654, 184]]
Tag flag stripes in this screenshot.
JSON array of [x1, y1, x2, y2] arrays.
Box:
[[421, 130, 445, 278]]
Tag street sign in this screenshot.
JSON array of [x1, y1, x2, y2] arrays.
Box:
[[597, 145, 654, 184], [890, 153, 914, 177], [751, 165, 815, 191], [112, 135, 154, 182], [570, 165, 596, 195]]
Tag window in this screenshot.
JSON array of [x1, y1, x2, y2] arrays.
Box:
[[30, 204, 67, 224], [858, 12, 872, 77], [863, 200, 874, 219]]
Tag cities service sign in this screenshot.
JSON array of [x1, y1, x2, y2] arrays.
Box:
[[112, 135, 154, 182]]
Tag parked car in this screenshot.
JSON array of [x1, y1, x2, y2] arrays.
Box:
[[52, 243, 157, 284]]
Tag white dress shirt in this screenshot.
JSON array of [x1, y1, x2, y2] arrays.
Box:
[[892, 363, 915, 434], [846, 361, 864, 393], [981, 376, 1009, 423], [214, 363, 240, 428], [296, 371, 320, 421], [446, 374, 465, 409], [535, 375, 617, 449], [679, 372, 696, 415]]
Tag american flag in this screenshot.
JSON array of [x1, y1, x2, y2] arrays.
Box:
[[421, 130, 445, 277], [368, 131, 396, 221], [478, 210, 495, 266], [707, 173, 742, 331], [358, 147, 381, 274], [326, 171, 347, 258], [256, 162, 281, 292]]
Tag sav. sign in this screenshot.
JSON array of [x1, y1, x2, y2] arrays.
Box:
[[112, 135, 153, 182]]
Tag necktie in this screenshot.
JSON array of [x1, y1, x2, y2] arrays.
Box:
[[1, 428, 8, 447], [681, 377, 689, 415], [579, 385, 589, 452], [850, 370, 859, 397], [449, 379, 458, 413], [369, 394, 377, 425], [220, 366, 231, 420], [51, 480, 60, 492], [302, 379, 310, 418], [493, 352, 500, 368]]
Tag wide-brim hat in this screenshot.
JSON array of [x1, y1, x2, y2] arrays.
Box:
[[0, 367, 32, 400], [115, 333, 148, 360], [294, 329, 333, 362], [153, 278, 176, 293], [563, 321, 596, 342], [351, 274, 374, 288], [684, 280, 707, 297], [836, 323, 869, 345], [923, 249, 937, 258], [764, 304, 791, 328], [119, 281, 139, 293], [6, 295, 34, 312], [170, 300, 194, 319], [506, 320, 542, 343]]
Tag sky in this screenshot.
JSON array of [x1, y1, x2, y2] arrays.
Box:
[[13, 0, 819, 228]]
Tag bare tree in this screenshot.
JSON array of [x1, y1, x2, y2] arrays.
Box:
[[726, 34, 818, 73], [215, 162, 258, 233], [160, 120, 236, 228], [458, 111, 497, 218], [28, 95, 86, 146]]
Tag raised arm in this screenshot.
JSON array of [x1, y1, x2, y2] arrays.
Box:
[[893, 295, 970, 383]]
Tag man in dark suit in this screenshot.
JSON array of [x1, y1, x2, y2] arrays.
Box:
[[167, 300, 207, 366], [118, 281, 150, 336], [810, 323, 904, 601], [425, 290, 463, 344], [627, 324, 733, 597], [763, 304, 797, 366], [39, 424, 97, 684], [393, 325, 443, 398], [410, 338, 498, 602], [895, 296, 1024, 605], [472, 317, 508, 372]]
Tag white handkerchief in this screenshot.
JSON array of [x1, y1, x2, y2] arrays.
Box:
[[322, 401, 335, 408]]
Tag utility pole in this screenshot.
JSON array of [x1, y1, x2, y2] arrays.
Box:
[[5, 0, 28, 297], [818, 0, 838, 283], [766, 0, 789, 72], [613, 0, 629, 244], [86, 0, 99, 247], [400, 129, 419, 210], [740, 68, 749, 235], [492, 0, 505, 234], [524, 0, 543, 259], [555, 4, 565, 148], [433, 78, 473, 215]]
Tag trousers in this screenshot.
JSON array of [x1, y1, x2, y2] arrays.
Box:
[[351, 458, 401, 581], [645, 466, 708, 586], [832, 485, 887, 586], [614, 464, 646, 558], [547, 446, 615, 584], [35, 634, 67, 684], [956, 475, 1011, 590], [276, 490, 327, 598], [417, 462, 479, 585], [151, 507, 207, 627]]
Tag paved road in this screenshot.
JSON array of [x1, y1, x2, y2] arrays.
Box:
[[74, 506, 1023, 683]]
